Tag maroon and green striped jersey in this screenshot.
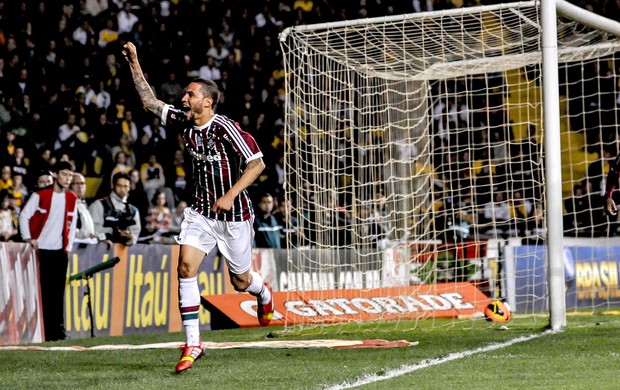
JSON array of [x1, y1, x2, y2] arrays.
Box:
[[162, 105, 263, 221]]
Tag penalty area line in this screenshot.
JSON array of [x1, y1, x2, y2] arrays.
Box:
[[326, 331, 553, 390]]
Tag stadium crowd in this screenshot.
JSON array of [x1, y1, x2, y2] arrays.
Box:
[[0, 0, 618, 246]]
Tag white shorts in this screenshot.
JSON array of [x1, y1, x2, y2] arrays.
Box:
[[175, 207, 254, 275]]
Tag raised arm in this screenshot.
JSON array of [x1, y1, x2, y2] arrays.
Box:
[[122, 42, 165, 117]]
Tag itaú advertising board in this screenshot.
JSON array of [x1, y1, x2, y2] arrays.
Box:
[[202, 283, 490, 328]]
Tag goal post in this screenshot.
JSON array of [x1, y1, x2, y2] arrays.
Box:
[[279, 1, 620, 332]]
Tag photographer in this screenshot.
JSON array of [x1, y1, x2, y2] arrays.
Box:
[[89, 172, 141, 246]]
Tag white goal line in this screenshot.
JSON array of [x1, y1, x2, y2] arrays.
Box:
[[325, 331, 553, 390]]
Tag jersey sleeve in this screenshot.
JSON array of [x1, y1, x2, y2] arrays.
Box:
[[219, 119, 264, 163], [161, 104, 190, 127]]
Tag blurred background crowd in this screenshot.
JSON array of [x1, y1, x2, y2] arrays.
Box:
[[0, 0, 618, 246]]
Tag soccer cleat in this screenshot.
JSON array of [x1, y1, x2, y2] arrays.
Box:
[[257, 282, 275, 326], [175, 343, 205, 374]]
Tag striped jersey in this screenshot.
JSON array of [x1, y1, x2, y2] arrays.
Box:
[[161, 105, 263, 221]]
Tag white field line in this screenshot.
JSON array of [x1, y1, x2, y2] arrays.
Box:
[[325, 331, 554, 390], [0, 339, 417, 351]]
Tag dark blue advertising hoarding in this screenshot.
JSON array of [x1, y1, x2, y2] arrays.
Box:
[[511, 245, 620, 312]]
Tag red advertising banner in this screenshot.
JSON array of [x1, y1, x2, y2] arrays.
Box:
[[202, 283, 491, 328], [0, 243, 42, 345]]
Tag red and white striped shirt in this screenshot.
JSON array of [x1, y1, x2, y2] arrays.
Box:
[[162, 105, 263, 222]]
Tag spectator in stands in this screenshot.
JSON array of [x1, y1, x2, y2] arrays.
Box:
[[0, 190, 17, 242], [136, 117, 167, 163], [198, 56, 222, 82], [117, 1, 139, 34], [169, 199, 187, 234], [127, 168, 150, 230], [140, 153, 166, 203], [19, 161, 78, 341], [97, 18, 119, 48], [254, 192, 281, 248], [582, 180, 605, 236], [274, 195, 298, 248], [110, 135, 136, 174], [526, 202, 546, 239], [144, 189, 172, 243], [356, 204, 387, 249], [565, 184, 590, 237], [141, 116, 167, 141], [72, 18, 96, 46], [168, 148, 187, 202], [89, 172, 141, 247], [0, 165, 13, 191], [35, 170, 54, 190], [326, 190, 352, 246], [10, 147, 28, 179], [85, 0, 109, 18], [33, 149, 55, 182], [0, 130, 17, 164], [509, 189, 533, 237], [482, 191, 512, 237], [207, 39, 230, 67], [119, 110, 139, 145], [110, 150, 133, 177], [54, 112, 80, 152], [71, 173, 96, 241], [160, 72, 183, 105], [9, 172, 27, 209]]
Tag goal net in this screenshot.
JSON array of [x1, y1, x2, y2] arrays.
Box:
[[279, 1, 620, 331]]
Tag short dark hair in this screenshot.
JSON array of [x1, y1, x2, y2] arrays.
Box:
[[54, 160, 75, 173], [112, 172, 131, 186], [191, 78, 220, 108]]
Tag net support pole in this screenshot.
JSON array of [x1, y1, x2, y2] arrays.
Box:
[[543, 0, 566, 331]]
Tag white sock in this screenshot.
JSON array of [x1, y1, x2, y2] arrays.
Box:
[[245, 271, 271, 304], [179, 276, 201, 346]]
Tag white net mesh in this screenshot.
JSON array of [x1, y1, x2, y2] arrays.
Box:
[[279, 1, 620, 330]]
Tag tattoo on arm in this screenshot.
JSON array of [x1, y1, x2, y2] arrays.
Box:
[[130, 66, 164, 117]]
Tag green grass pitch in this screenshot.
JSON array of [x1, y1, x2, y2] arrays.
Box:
[[1, 314, 618, 389]]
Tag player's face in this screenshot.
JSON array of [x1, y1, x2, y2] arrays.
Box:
[[182, 82, 212, 116]]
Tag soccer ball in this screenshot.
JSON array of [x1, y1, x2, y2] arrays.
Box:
[[484, 300, 511, 323]]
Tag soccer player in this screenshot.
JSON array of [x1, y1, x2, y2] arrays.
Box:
[[122, 42, 274, 373]]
